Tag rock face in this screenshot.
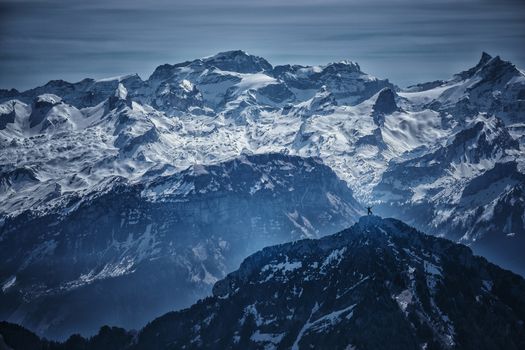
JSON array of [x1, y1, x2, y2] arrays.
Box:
[[2, 217, 525, 350], [372, 88, 400, 126], [29, 94, 63, 127], [152, 80, 204, 115], [0, 102, 17, 130], [0, 153, 362, 340]]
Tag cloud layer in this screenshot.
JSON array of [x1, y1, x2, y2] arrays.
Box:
[[1, 0, 524, 89]]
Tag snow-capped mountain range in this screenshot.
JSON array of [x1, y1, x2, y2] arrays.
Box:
[[0, 50, 524, 339]]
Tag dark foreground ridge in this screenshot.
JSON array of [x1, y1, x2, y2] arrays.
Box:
[[1, 216, 525, 350]]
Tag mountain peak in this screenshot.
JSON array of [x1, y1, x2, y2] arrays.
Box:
[[479, 51, 493, 66], [207, 49, 249, 58], [34, 93, 62, 106], [357, 214, 384, 225], [28, 94, 64, 128], [136, 217, 525, 349], [373, 88, 398, 113], [107, 83, 132, 110], [372, 88, 399, 125], [454, 52, 518, 81], [322, 59, 362, 74], [114, 83, 128, 100], [201, 50, 273, 73], [480, 54, 518, 77]]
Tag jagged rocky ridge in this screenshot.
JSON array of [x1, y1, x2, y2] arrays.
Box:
[[373, 115, 525, 274], [0, 50, 524, 338], [2, 216, 525, 350]]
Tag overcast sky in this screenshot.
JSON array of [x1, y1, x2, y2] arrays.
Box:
[[1, 0, 524, 90]]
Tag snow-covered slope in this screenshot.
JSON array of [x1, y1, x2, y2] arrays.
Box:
[[374, 113, 525, 268], [403, 52, 525, 126]]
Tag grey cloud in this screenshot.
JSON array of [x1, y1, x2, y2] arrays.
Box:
[[0, 0, 524, 89]]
